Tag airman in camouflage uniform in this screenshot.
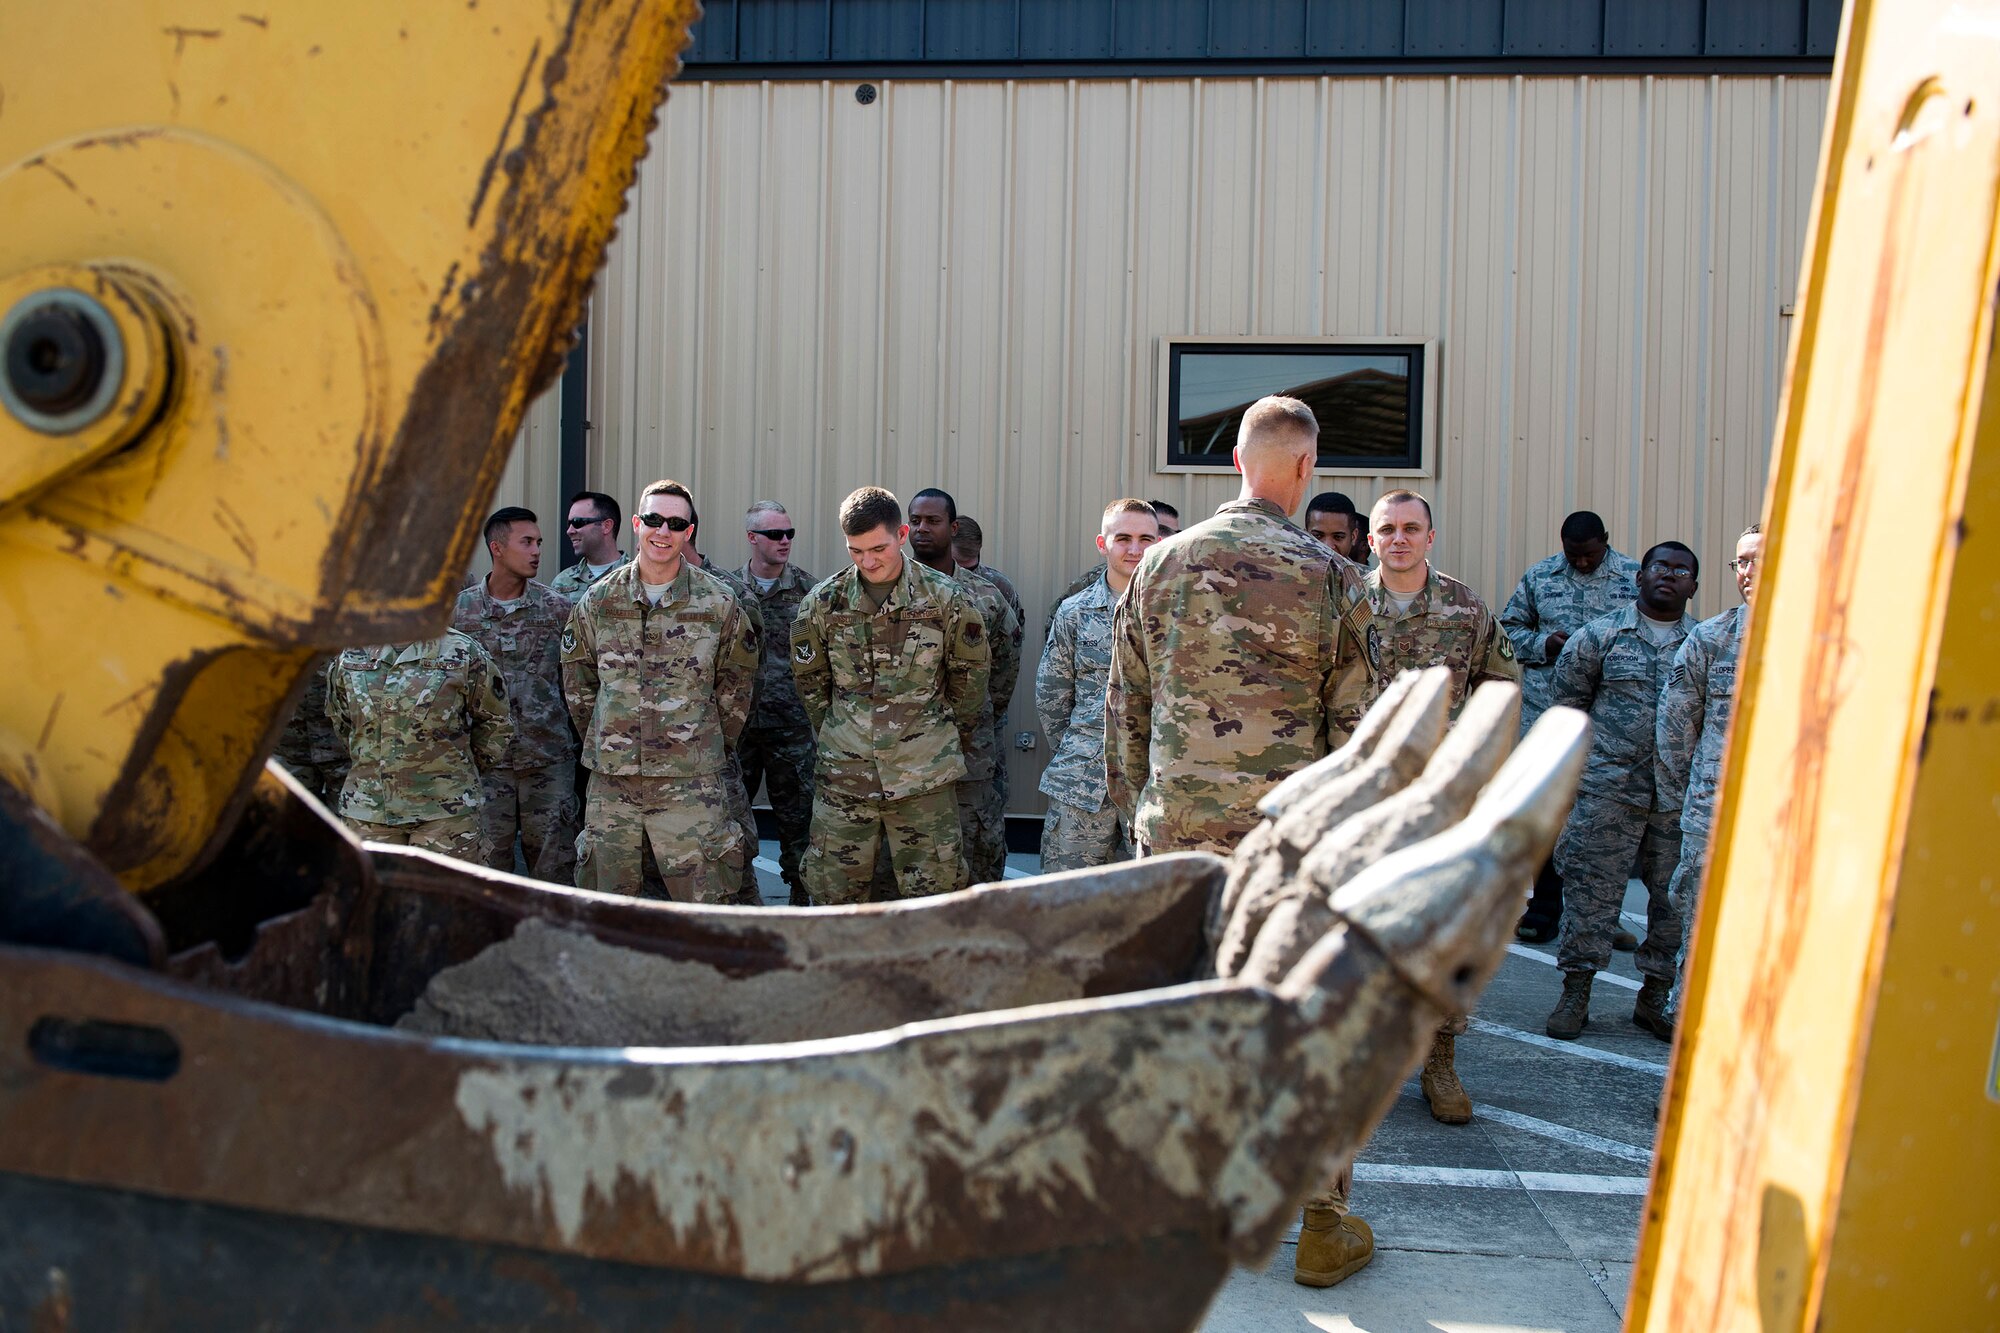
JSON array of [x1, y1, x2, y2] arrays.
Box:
[[1105, 431, 1367, 855], [273, 653, 349, 805], [734, 510, 818, 902], [1344, 490, 1520, 1128], [1544, 542, 1701, 1043], [561, 481, 760, 904], [950, 566, 1021, 883], [1105, 401, 1376, 1289], [910, 490, 1020, 885], [1037, 501, 1162, 870], [325, 632, 512, 859], [792, 487, 991, 904], [1656, 525, 1761, 1018], [952, 522, 1026, 815], [696, 548, 768, 904], [1038, 576, 1125, 869], [452, 569, 581, 883], [1498, 512, 1638, 944], [1499, 513, 1641, 732]]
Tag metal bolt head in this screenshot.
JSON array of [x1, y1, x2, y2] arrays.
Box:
[[0, 289, 125, 435], [6, 302, 106, 415]]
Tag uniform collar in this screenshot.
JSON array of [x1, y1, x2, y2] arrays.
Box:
[[619, 558, 691, 607], [843, 556, 925, 613], [1364, 565, 1441, 617], [1216, 496, 1295, 524], [1076, 572, 1116, 609], [733, 561, 807, 596]]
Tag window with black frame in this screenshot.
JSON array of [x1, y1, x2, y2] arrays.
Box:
[[1164, 340, 1428, 471]]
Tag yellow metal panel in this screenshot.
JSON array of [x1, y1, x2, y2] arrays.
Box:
[[1629, 0, 2000, 1324], [0, 3, 696, 885]]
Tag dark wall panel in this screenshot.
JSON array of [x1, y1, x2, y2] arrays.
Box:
[[1503, 0, 1604, 57], [1404, 0, 1505, 58], [685, 0, 739, 63], [1306, 0, 1405, 56], [829, 0, 925, 61], [1604, 0, 1703, 56], [685, 0, 1840, 69], [1208, 0, 1309, 57], [739, 0, 830, 62], [1806, 0, 1844, 55], [1113, 0, 1212, 60], [1706, 0, 1806, 55], [1019, 0, 1114, 60], [924, 0, 1017, 60]]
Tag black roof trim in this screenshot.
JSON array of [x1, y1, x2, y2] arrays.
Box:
[[680, 56, 1834, 83]]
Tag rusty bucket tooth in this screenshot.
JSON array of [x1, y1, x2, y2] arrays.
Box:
[[1238, 682, 1523, 986], [1296, 702, 1590, 1016], [1212, 669, 1451, 977]]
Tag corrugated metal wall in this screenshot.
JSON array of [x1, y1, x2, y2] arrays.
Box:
[[487, 386, 563, 551], [552, 72, 1829, 812]]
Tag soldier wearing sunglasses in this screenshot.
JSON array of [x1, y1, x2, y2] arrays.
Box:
[[550, 490, 630, 601], [733, 501, 818, 904], [559, 479, 760, 902]]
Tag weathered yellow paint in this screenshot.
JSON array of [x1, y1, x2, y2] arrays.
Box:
[[1629, 0, 2000, 1326], [0, 4, 698, 889]]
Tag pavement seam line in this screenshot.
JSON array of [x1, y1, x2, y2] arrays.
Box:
[[1467, 1017, 1669, 1074], [1505, 942, 1644, 991]]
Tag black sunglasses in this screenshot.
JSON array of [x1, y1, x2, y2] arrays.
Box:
[[566, 515, 608, 528], [637, 513, 694, 532], [750, 527, 796, 541]]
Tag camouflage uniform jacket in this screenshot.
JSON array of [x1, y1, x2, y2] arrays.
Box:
[[966, 562, 1025, 634], [1336, 566, 1520, 735], [549, 552, 631, 602], [732, 560, 817, 733], [790, 558, 991, 801], [1045, 566, 1103, 642], [953, 565, 1023, 782], [560, 560, 759, 779], [450, 577, 579, 771], [1036, 573, 1117, 812], [1654, 603, 1747, 840], [1500, 550, 1640, 725], [274, 654, 347, 769], [1551, 603, 1697, 809], [1105, 497, 1368, 846], [325, 632, 512, 824]]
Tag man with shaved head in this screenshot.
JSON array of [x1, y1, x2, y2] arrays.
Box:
[[1105, 394, 1373, 1287]]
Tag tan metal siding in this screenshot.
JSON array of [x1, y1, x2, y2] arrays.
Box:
[[548, 73, 1828, 812]]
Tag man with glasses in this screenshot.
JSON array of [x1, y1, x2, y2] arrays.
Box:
[[560, 479, 759, 902], [551, 490, 629, 601], [735, 501, 818, 904], [1543, 542, 1701, 1043], [1500, 511, 1642, 945], [1657, 522, 1764, 1020]]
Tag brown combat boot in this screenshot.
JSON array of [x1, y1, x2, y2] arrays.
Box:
[[1632, 978, 1673, 1042], [1546, 972, 1592, 1039], [1294, 1206, 1374, 1288], [1420, 1031, 1473, 1123]]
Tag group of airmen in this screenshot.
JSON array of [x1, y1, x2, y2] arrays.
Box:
[[275, 391, 1762, 1297]]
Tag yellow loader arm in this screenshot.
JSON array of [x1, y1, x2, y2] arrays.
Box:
[[0, 3, 697, 894]]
